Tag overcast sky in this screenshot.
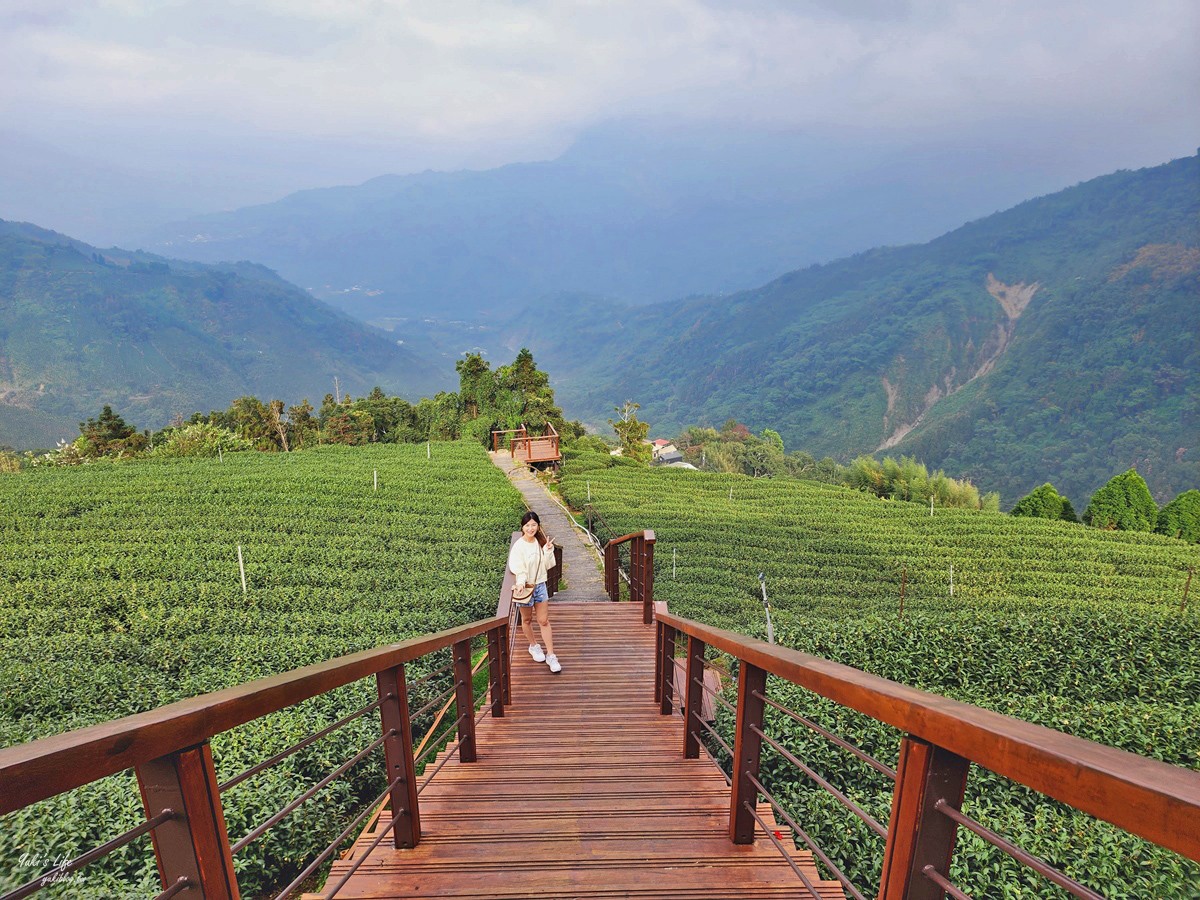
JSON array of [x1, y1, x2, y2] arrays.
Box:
[[2, 0, 1197, 220]]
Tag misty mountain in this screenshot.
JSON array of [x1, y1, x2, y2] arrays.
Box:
[[498, 154, 1200, 505], [145, 125, 1080, 322], [0, 221, 442, 449]]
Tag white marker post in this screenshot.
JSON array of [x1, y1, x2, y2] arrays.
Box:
[[237, 545, 247, 595], [427, 442, 431, 459], [374, 469, 378, 491]]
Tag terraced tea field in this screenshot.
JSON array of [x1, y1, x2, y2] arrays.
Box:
[[0, 443, 524, 897], [562, 464, 1200, 898]]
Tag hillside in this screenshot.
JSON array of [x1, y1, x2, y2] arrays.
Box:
[[0, 221, 443, 449], [562, 462, 1199, 897], [143, 126, 1071, 322], [514, 154, 1200, 505], [0, 443, 523, 897]]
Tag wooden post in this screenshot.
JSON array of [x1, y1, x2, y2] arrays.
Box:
[[604, 543, 619, 601], [659, 625, 677, 716], [633, 537, 643, 610], [486, 627, 505, 718], [877, 737, 970, 900], [500, 621, 512, 705], [654, 621, 664, 706], [642, 534, 656, 625], [376, 664, 420, 848], [452, 638, 477, 763], [729, 661, 767, 844], [684, 636, 707, 758], [136, 742, 240, 900]]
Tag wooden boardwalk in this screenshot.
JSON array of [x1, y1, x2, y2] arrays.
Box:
[[318, 602, 845, 899]]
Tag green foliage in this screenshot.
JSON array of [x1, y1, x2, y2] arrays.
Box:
[[76, 405, 148, 458], [561, 461, 1199, 898], [0, 443, 526, 898], [1156, 490, 1200, 542], [1085, 468, 1158, 532], [535, 155, 1200, 506], [151, 422, 253, 457], [0, 220, 438, 450], [609, 401, 651, 463], [1011, 483, 1078, 522]]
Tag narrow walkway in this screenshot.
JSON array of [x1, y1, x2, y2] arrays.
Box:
[[490, 451, 607, 603], [319, 602, 845, 899]]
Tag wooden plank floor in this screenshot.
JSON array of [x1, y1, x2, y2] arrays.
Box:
[[317, 602, 845, 899]]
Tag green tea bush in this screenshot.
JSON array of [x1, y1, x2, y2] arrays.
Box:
[[563, 463, 1200, 898], [0, 443, 525, 897]]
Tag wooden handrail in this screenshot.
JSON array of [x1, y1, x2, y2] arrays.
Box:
[[655, 608, 1200, 866], [603, 531, 655, 620], [0, 615, 505, 816]]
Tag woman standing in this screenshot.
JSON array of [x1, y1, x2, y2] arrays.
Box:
[[507, 510, 562, 673]]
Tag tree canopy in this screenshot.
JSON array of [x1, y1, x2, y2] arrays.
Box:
[[1084, 468, 1157, 531]]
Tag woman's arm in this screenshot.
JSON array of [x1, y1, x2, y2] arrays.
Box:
[[507, 543, 528, 585]]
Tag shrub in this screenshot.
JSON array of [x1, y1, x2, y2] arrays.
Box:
[[1084, 468, 1157, 532], [1156, 490, 1200, 543]]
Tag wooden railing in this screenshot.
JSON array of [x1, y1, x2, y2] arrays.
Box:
[[0, 615, 512, 900], [603, 529, 655, 622], [648, 603, 1200, 899], [491, 423, 560, 463]]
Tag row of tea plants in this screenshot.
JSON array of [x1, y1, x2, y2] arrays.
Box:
[[561, 463, 1199, 899], [0, 442, 525, 897]]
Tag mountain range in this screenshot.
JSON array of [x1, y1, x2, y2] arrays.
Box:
[[144, 126, 1083, 323], [495, 153, 1199, 505], [2, 149, 1196, 508], [0, 222, 440, 450]]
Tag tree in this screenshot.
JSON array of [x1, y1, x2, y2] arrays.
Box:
[[1156, 490, 1200, 542], [1084, 468, 1157, 531], [456, 354, 495, 420], [287, 399, 318, 449], [1012, 483, 1067, 520], [77, 405, 147, 457], [610, 401, 651, 464]]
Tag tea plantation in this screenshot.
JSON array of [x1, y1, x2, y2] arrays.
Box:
[[0, 443, 524, 898], [561, 463, 1200, 899]]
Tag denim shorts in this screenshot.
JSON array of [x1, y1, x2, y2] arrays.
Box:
[[514, 582, 549, 607]]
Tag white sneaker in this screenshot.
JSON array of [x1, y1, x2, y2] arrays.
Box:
[[546, 654, 562, 673], [528, 643, 546, 662]]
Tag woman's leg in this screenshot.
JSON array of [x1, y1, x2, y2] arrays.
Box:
[[535, 598, 554, 656], [520, 606, 538, 646]]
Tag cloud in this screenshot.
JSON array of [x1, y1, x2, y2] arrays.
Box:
[[1, 0, 1196, 181]]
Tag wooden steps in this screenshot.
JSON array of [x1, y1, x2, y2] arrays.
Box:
[[317, 602, 845, 899]]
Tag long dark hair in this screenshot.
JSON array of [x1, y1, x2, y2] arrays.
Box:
[[520, 510, 545, 545]]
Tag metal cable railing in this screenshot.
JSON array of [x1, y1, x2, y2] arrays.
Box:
[[2, 808, 176, 900], [231, 730, 394, 854], [754, 689, 896, 780], [220, 696, 386, 792], [932, 799, 1106, 900], [747, 772, 870, 900], [272, 775, 404, 900], [740, 800, 823, 899], [151, 875, 191, 900], [749, 722, 888, 838]]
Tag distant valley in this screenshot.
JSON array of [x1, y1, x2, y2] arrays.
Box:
[[2, 151, 1196, 510], [438, 155, 1200, 505], [145, 127, 1080, 322], [0, 222, 442, 449]]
